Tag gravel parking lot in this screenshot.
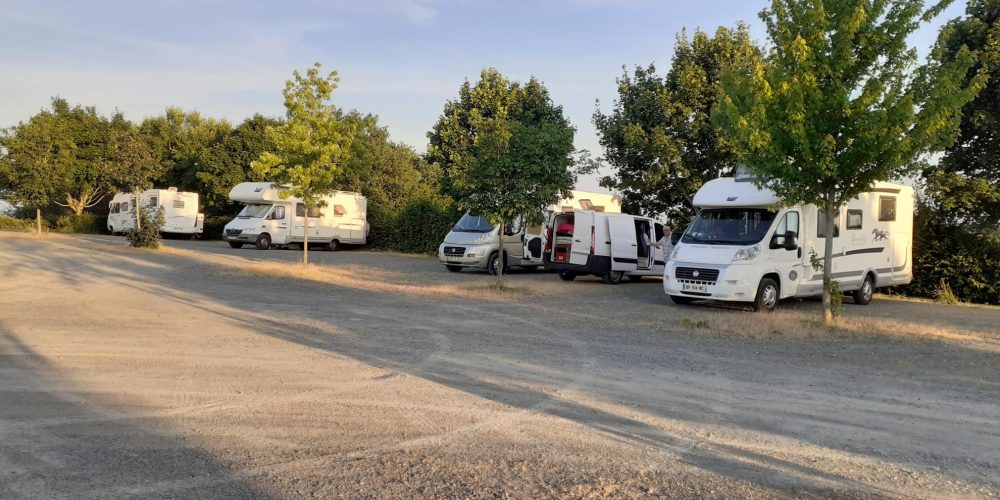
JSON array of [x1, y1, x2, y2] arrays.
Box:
[[1, 233, 998, 498]]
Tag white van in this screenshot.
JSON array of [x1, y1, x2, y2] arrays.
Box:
[[663, 176, 914, 310], [107, 188, 204, 236], [438, 191, 621, 274], [223, 182, 368, 250], [544, 210, 667, 284]]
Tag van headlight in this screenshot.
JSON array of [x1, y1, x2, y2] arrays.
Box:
[[732, 244, 761, 262]]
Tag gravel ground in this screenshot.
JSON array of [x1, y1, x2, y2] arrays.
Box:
[[1, 233, 998, 499]]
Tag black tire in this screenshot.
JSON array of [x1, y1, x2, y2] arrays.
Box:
[[327, 239, 341, 251], [852, 274, 874, 305], [486, 252, 506, 276], [255, 234, 272, 250], [752, 277, 780, 312], [628, 275, 643, 283], [228, 241, 243, 249], [602, 270, 625, 284], [446, 265, 462, 273], [558, 271, 577, 281], [670, 295, 695, 305]]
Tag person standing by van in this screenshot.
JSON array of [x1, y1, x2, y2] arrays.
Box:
[[647, 225, 673, 259]]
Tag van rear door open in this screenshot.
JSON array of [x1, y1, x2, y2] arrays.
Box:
[[608, 216, 638, 271], [569, 211, 594, 266]]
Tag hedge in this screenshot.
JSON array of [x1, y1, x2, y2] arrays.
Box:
[[0, 215, 34, 232], [55, 214, 106, 234], [367, 195, 461, 254]]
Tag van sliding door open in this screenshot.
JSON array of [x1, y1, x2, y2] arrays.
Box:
[[608, 217, 638, 271], [569, 211, 594, 266]]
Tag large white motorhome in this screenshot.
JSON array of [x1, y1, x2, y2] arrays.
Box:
[[438, 191, 621, 274], [663, 176, 914, 311], [223, 182, 368, 250], [544, 210, 667, 283], [107, 188, 204, 236]]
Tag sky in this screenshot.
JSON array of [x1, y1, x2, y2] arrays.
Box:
[[0, 0, 967, 193]]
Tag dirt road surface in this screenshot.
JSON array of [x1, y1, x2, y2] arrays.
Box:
[[1, 234, 998, 498]]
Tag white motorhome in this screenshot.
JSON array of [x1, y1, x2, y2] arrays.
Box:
[[107, 188, 204, 236], [663, 176, 914, 310], [223, 182, 368, 250], [438, 191, 621, 274], [544, 210, 667, 284]]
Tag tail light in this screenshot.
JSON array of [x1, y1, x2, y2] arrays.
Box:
[[544, 226, 553, 251], [589, 226, 595, 254]]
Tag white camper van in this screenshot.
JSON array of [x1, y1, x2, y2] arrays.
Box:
[[663, 176, 914, 310], [438, 191, 621, 274], [223, 182, 368, 250], [107, 188, 204, 236], [544, 210, 667, 284]]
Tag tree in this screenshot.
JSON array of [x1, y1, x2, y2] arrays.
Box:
[[713, 0, 985, 323], [196, 114, 280, 215], [428, 68, 576, 279], [594, 25, 760, 225], [140, 108, 231, 192], [252, 63, 354, 265], [110, 127, 164, 246]]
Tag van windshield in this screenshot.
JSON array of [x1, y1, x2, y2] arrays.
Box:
[[453, 213, 494, 233], [238, 203, 272, 219], [682, 208, 776, 245]]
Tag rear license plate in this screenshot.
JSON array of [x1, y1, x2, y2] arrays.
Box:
[[682, 283, 708, 293]]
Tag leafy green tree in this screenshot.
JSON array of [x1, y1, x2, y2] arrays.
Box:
[[594, 25, 760, 225], [252, 63, 354, 265], [713, 0, 985, 322], [196, 114, 281, 215], [110, 127, 165, 244], [140, 108, 231, 192], [428, 68, 576, 279]]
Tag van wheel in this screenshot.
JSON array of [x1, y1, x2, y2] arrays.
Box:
[[255, 234, 271, 250], [670, 295, 695, 305], [602, 271, 624, 284], [752, 277, 780, 312], [228, 241, 243, 249], [486, 252, 506, 276], [558, 271, 576, 281], [327, 239, 340, 251], [628, 275, 643, 283], [852, 274, 874, 305], [446, 265, 462, 273]]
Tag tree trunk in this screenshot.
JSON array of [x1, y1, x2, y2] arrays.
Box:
[[497, 220, 505, 282], [303, 212, 310, 266], [134, 190, 142, 232], [35, 208, 42, 235], [822, 195, 836, 325]]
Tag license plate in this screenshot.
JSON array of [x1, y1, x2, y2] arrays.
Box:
[[682, 283, 708, 293]]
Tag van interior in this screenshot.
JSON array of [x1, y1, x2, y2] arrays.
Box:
[[548, 212, 575, 262]]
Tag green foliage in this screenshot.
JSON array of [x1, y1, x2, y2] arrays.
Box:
[[126, 206, 164, 249], [55, 214, 104, 234], [935, 279, 960, 304], [195, 115, 280, 215], [594, 25, 760, 223], [367, 195, 462, 253], [0, 215, 33, 232], [110, 128, 163, 194], [140, 108, 231, 192], [201, 215, 231, 240], [428, 68, 576, 227]]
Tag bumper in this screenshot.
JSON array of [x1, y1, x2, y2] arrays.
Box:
[[543, 253, 612, 275], [225, 232, 258, 242], [438, 244, 492, 268], [663, 261, 758, 302]]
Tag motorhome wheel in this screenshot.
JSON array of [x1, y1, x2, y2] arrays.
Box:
[[228, 242, 243, 249], [327, 239, 341, 251], [558, 271, 576, 281], [255, 234, 271, 250], [602, 271, 624, 284], [852, 274, 874, 305], [752, 278, 779, 312]]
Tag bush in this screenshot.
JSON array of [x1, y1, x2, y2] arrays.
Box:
[[367, 195, 461, 254], [202, 215, 231, 240], [126, 207, 164, 249], [911, 206, 1000, 305], [0, 215, 34, 232], [55, 214, 105, 234]]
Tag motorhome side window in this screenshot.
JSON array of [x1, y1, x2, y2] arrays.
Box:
[[333, 204, 346, 217], [307, 206, 323, 218], [773, 211, 799, 246], [148, 197, 157, 207], [817, 209, 840, 238], [847, 209, 863, 230], [268, 206, 285, 220], [879, 197, 896, 221], [173, 200, 184, 209], [505, 217, 523, 235]]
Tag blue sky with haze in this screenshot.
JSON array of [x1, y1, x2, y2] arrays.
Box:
[[0, 0, 966, 191]]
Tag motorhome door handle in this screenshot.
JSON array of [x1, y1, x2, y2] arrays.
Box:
[[574, 239, 581, 242], [798, 248, 802, 258]]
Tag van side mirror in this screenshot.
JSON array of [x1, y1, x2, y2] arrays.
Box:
[[504, 227, 517, 236], [783, 231, 798, 251]]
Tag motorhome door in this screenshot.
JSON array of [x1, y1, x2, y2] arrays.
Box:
[[568, 211, 594, 266], [769, 210, 803, 297], [608, 216, 639, 271], [265, 205, 289, 242]]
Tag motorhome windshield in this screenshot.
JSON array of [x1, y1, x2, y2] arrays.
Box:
[[238, 203, 272, 219], [453, 213, 494, 233], [682, 208, 776, 245]]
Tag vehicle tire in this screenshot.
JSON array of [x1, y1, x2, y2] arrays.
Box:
[[228, 241, 243, 249], [602, 270, 625, 284], [752, 277, 780, 312], [558, 271, 577, 281], [486, 252, 506, 276], [327, 239, 341, 252], [446, 265, 462, 273], [670, 295, 695, 305], [852, 274, 874, 305], [255, 234, 272, 250], [628, 275, 643, 283]]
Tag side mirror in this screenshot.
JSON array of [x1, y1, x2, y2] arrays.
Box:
[[504, 227, 517, 236], [783, 231, 798, 251]]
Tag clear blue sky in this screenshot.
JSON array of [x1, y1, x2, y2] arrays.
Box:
[[0, 0, 966, 191]]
